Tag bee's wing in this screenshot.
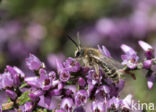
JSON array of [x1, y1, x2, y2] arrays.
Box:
[[91, 55, 123, 70]]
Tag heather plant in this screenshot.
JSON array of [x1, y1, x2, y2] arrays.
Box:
[[0, 40, 156, 112]]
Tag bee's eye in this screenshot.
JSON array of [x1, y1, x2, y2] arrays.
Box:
[[76, 51, 80, 57]]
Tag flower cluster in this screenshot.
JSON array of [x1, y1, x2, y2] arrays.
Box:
[[0, 40, 156, 112]]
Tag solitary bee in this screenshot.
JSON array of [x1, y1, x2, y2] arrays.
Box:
[[66, 34, 124, 82]]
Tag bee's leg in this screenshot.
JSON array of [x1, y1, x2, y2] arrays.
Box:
[[84, 61, 89, 67], [86, 62, 90, 67], [82, 58, 90, 67], [94, 64, 100, 78]]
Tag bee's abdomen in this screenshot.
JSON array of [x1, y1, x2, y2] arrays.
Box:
[[97, 60, 119, 82], [90, 55, 121, 82]]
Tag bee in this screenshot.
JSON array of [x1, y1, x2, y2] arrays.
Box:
[[66, 34, 123, 83]]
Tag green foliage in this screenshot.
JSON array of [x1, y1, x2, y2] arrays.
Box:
[[16, 91, 31, 106], [33, 108, 48, 112], [7, 97, 12, 103], [19, 82, 28, 89]]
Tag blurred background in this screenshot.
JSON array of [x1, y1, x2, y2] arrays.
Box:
[[0, 0, 156, 107]]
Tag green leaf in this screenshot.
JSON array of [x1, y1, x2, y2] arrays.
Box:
[[34, 108, 48, 112], [19, 82, 28, 89], [43, 109, 48, 112], [66, 81, 73, 85], [16, 91, 31, 105], [7, 97, 12, 103], [77, 84, 80, 91]]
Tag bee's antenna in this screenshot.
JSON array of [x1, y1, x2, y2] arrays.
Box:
[[65, 33, 79, 49]]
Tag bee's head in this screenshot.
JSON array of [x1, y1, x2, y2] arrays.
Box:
[[75, 48, 84, 58], [66, 33, 83, 58]]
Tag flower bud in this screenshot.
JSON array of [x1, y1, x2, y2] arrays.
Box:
[[25, 54, 42, 71], [5, 89, 17, 100], [143, 60, 152, 69], [138, 40, 154, 59], [78, 77, 86, 87]]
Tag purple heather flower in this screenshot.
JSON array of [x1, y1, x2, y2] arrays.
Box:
[[38, 70, 53, 90], [29, 90, 44, 101], [95, 85, 110, 101], [121, 45, 139, 69], [103, 78, 119, 97], [42, 96, 51, 109], [56, 59, 71, 82], [52, 84, 64, 95], [39, 68, 47, 76], [0, 72, 14, 89], [108, 81, 123, 97], [25, 69, 53, 90], [60, 98, 74, 112], [55, 109, 66, 112], [38, 95, 58, 110], [5, 89, 17, 100], [143, 60, 153, 69], [59, 70, 70, 82], [87, 70, 101, 85], [78, 77, 86, 87], [116, 79, 125, 92], [0, 66, 24, 89], [75, 90, 88, 106], [83, 101, 92, 112], [98, 45, 112, 58], [51, 80, 64, 90], [74, 106, 85, 112], [138, 40, 154, 59], [25, 54, 42, 71], [6, 65, 17, 75], [121, 53, 139, 69], [50, 89, 62, 96], [24, 102, 33, 112], [64, 57, 80, 72], [107, 97, 122, 110], [48, 71, 56, 80], [57, 82, 64, 90], [64, 85, 77, 95], [25, 76, 39, 88], [65, 89, 73, 96], [147, 74, 155, 89], [121, 44, 136, 55], [6, 66, 20, 86], [87, 84, 95, 97], [92, 101, 106, 112], [13, 66, 25, 78], [138, 40, 153, 52]]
